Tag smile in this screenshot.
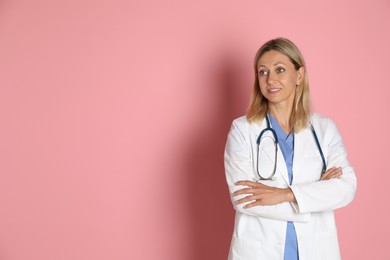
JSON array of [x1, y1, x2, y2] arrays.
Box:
[[268, 88, 281, 93]]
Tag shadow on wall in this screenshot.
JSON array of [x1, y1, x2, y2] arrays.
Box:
[[185, 54, 248, 259]]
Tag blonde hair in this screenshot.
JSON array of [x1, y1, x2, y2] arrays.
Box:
[[247, 37, 311, 132]]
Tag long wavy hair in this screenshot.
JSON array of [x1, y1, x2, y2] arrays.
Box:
[[247, 37, 311, 132]]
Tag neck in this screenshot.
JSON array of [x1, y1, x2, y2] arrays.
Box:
[[268, 104, 293, 133]]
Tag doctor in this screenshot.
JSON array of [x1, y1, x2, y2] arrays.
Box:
[[224, 38, 357, 260]]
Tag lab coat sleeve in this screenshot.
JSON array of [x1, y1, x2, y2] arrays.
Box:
[[224, 119, 311, 222], [289, 118, 357, 214]]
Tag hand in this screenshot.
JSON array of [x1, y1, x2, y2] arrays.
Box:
[[233, 180, 295, 208], [320, 167, 342, 181]]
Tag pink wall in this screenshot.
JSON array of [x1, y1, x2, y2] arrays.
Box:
[[0, 0, 389, 259]]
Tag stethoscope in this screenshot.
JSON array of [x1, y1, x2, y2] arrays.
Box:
[[256, 115, 326, 180]]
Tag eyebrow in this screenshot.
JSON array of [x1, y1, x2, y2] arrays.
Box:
[[258, 61, 286, 68]]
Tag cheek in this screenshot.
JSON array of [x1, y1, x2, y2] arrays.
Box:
[[287, 73, 299, 85], [281, 75, 297, 88], [258, 77, 267, 88], [258, 80, 267, 93]]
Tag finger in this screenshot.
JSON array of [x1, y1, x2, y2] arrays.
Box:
[[330, 168, 343, 178], [233, 188, 256, 196], [235, 180, 258, 187], [331, 167, 342, 173], [321, 172, 336, 180], [325, 167, 338, 174], [327, 167, 342, 177], [321, 167, 343, 180], [323, 167, 339, 177], [321, 174, 333, 181], [235, 195, 257, 205], [243, 202, 255, 208], [243, 200, 264, 208]]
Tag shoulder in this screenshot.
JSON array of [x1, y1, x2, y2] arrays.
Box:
[[228, 116, 250, 138], [231, 115, 249, 127], [309, 113, 340, 136], [230, 115, 263, 132], [310, 113, 336, 126], [227, 115, 263, 144]]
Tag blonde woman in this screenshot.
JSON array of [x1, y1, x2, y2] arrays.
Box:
[[224, 38, 357, 260]]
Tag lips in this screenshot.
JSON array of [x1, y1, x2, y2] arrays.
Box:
[[268, 88, 281, 93]]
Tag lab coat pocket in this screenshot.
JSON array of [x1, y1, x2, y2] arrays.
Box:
[[229, 236, 262, 260], [229, 236, 283, 260]]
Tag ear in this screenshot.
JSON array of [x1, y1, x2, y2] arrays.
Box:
[[296, 67, 305, 85]]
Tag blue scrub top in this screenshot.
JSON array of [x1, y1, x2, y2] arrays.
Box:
[[269, 115, 299, 260]]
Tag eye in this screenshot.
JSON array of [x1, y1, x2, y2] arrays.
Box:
[[276, 67, 285, 73], [258, 70, 269, 76]]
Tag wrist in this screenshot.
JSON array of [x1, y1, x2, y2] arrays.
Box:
[[283, 188, 296, 203]]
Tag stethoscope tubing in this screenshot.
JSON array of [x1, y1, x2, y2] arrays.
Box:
[[256, 115, 326, 180], [256, 116, 278, 180], [310, 124, 327, 174]]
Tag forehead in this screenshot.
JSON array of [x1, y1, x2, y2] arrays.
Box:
[[257, 50, 292, 67]]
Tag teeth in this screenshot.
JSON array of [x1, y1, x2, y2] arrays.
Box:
[[269, 88, 280, 92]]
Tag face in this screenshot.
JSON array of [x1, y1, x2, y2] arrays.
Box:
[[257, 50, 304, 108]]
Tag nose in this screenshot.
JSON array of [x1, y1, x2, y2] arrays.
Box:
[[267, 71, 277, 84]]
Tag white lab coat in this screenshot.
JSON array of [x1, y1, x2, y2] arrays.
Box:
[[224, 114, 357, 260]]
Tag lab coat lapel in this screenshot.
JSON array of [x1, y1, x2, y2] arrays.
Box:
[[292, 127, 313, 180], [276, 143, 290, 184]]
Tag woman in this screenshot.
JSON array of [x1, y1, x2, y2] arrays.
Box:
[[224, 38, 357, 260]]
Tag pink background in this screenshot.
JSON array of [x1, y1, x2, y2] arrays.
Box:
[[0, 0, 389, 259]]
